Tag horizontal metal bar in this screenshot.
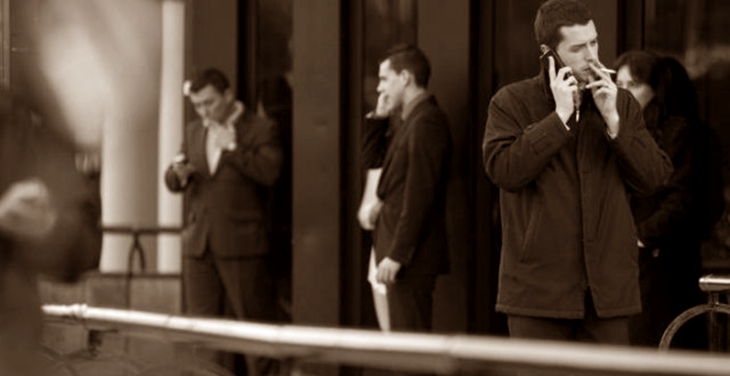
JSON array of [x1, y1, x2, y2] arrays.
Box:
[[43, 304, 730, 376], [102, 225, 181, 235], [699, 274, 730, 292]]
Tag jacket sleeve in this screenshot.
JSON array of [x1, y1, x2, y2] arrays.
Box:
[[607, 92, 673, 197], [226, 117, 283, 187], [387, 113, 449, 265], [362, 116, 390, 169], [482, 88, 572, 191]]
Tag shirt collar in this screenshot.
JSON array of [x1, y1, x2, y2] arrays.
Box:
[[401, 91, 430, 121], [203, 100, 244, 128]]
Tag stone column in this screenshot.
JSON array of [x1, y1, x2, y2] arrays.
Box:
[[98, 1, 163, 273], [156, 0, 186, 274]]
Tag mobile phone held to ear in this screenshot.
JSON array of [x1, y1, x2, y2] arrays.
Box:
[[540, 48, 571, 78]]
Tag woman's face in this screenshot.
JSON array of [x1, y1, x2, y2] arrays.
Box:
[[616, 65, 655, 109]]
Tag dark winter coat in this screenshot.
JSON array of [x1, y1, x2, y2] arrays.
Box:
[[482, 74, 672, 319]]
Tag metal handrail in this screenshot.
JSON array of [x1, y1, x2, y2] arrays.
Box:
[[659, 273, 730, 350], [102, 225, 182, 274], [43, 304, 730, 376], [100, 225, 182, 310]]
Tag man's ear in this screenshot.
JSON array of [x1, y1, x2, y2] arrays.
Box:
[[539, 44, 550, 54], [223, 89, 235, 103], [398, 69, 411, 87]]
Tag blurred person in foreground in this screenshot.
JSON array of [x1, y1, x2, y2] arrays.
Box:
[[0, 91, 102, 376], [358, 44, 452, 336], [165, 68, 282, 376], [482, 0, 671, 345], [614, 51, 723, 349]]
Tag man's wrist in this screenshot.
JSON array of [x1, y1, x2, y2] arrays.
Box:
[[604, 112, 620, 139], [555, 109, 571, 130]]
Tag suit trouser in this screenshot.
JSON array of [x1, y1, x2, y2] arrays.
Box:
[[184, 250, 279, 376], [386, 275, 436, 332], [386, 275, 437, 376]]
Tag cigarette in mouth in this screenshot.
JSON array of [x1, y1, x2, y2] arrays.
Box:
[[591, 63, 616, 74]]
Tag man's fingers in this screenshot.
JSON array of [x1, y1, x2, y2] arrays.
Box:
[[585, 79, 616, 91], [556, 66, 574, 83], [376, 264, 395, 285], [589, 63, 611, 82], [375, 94, 391, 117]]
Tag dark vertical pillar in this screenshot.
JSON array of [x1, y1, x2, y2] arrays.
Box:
[[617, 0, 645, 53], [291, 0, 342, 329], [343, 0, 371, 330], [236, 0, 257, 107], [189, 1, 238, 90], [473, 0, 500, 336], [417, 0, 472, 333]]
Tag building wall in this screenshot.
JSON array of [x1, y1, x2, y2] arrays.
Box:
[[188, 0, 238, 95], [418, 0, 472, 333]]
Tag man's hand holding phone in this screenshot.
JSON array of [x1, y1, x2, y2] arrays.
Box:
[[367, 93, 394, 120], [547, 55, 578, 125], [171, 154, 196, 186]]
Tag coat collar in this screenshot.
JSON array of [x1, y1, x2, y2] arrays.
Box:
[[401, 91, 431, 121]]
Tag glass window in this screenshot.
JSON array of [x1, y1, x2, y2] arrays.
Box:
[[644, 0, 730, 269], [362, 0, 416, 114], [255, 0, 293, 319]]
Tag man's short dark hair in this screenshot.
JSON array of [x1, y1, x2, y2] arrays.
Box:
[[380, 44, 431, 89], [534, 0, 592, 50], [188, 68, 230, 94]]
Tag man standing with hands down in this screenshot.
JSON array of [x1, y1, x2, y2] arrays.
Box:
[[482, 0, 672, 345], [360, 44, 451, 333]]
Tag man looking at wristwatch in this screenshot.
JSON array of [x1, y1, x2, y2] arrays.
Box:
[[165, 67, 282, 376]]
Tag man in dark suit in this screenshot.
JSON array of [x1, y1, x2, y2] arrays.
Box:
[[164, 68, 282, 376], [361, 45, 452, 332]]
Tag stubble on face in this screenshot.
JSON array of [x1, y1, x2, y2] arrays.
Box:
[[554, 20, 599, 85], [190, 85, 232, 124], [377, 59, 404, 114]]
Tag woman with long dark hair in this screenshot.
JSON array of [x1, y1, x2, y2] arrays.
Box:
[[614, 51, 722, 350]]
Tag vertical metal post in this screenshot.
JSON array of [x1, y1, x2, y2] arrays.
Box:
[[0, 0, 9, 89]]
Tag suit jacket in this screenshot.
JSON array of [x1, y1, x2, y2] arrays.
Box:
[[374, 96, 451, 278], [165, 108, 282, 258]]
